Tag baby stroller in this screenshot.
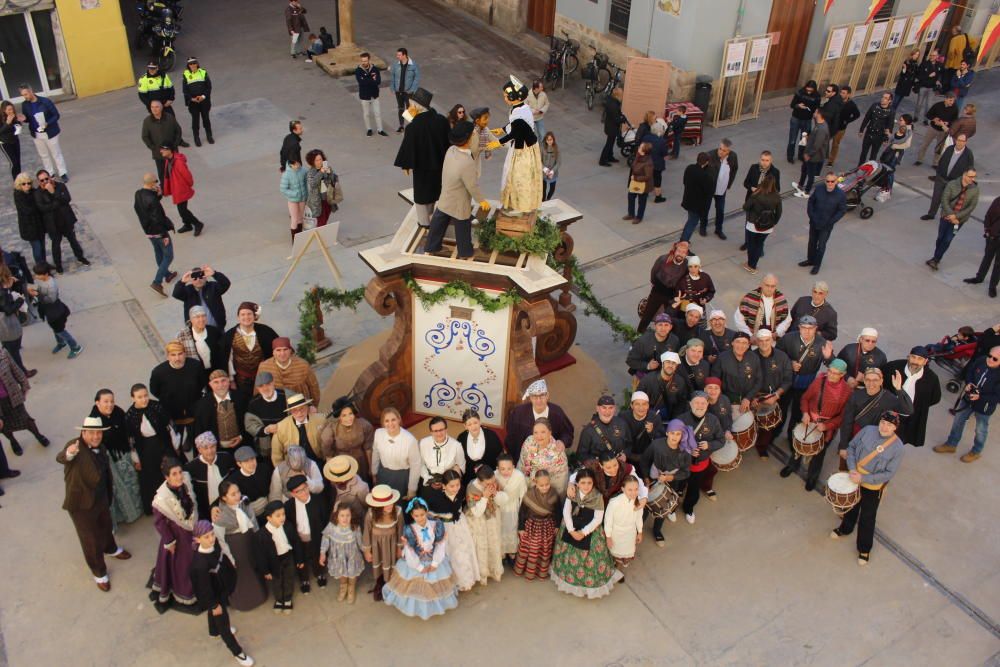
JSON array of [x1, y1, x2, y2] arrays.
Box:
[[618, 119, 638, 165], [835, 160, 886, 220], [927, 333, 981, 393]]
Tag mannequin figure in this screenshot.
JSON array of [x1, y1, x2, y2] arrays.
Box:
[[487, 75, 543, 217]]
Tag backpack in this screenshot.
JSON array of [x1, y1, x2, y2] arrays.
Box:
[[755, 207, 779, 231], [961, 34, 978, 64]]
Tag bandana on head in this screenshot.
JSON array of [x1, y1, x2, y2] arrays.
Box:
[[522, 379, 548, 401]]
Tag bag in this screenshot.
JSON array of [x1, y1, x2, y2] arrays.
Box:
[[42, 298, 70, 328], [628, 177, 645, 194], [755, 208, 779, 231], [302, 206, 318, 230], [326, 175, 344, 205], [962, 34, 978, 65]]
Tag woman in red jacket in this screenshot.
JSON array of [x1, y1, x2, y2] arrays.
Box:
[[160, 144, 205, 236]]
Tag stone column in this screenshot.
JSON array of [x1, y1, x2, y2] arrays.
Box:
[[339, 0, 354, 46]]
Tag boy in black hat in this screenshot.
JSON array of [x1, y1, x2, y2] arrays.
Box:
[[424, 120, 490, 259], [283, 474, 328, 593], [254, 500, 304, 613]]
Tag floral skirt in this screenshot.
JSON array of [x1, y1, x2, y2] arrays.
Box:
[[382, 557, 458, 620], [513, 516, 556, 581], [109, 454, 143, 527], [550, 525, 622, 599]]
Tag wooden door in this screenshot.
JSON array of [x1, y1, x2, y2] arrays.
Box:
[[764, 0, 816, 92], [527, 0, 556, 36]]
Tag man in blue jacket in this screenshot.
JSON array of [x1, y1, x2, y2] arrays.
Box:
[[799, 172, 847, 275], [355, 52, 388, 137], [934, 347, 1000, 462], [18, 84, 68, 181], [390, 47, 420, 133]]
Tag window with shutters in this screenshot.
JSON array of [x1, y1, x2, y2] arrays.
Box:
[[609, 0, 631, 38]]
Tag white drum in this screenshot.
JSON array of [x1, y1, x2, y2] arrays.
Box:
[[825, 472, 860, 516], [710, 439, 742, 472], [731, 406, 757, 452], [792, 422, 824, 457]]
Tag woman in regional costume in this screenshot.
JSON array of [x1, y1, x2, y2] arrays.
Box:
[[362, 484, 404, 602], [382, 497, 459, 620], [213, 479, 269, 611], [91, 389, 143, 526], [421, 469, 481, 591], [150, 458, 199, 613], [517, 418, 569, 496], [513, 469, 561, 580], [490, 75, 542, 215], [464, 465, 505, 584]]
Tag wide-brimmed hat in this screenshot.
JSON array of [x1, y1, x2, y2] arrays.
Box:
[[285, 393, 312, 412], [323, 455, 358, 482], [366, 484, 401, 507], [77, 416, 110, 431], [410, 87, 433, 109]]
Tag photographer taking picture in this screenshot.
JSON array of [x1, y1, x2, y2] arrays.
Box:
[[171, 265, 230, 330]]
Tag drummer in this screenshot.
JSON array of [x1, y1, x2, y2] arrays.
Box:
[[710, 333, 762, 414], [626, 313, 679, 380], [779, 358, 851, 491], [641, 419, 693, 546], [576, 395, 634, 464], [702, 378, 733, 501], [677, 392, 726, 524], [698, 310, 736, 365], [776, 315, 834, 445], [833, 327, 888, 389], [752, 328, 792, 459], [621, 391, 665, 471], [838, 368, 911, 471], [671, 303, 705, 346], [679, 339, 710, 391], [831, 411, 905, 566], [637, 351, 691, 422]]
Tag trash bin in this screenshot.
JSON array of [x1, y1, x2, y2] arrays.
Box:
[[693, 78, 712, 114]]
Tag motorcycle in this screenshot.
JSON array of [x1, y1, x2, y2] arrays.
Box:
[[151, 16, 180, 71], [134, 0, 182, 52]]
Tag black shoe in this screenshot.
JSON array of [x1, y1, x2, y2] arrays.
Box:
[[366, 130, 373, 137], [739, 243, 747, 251], [810, 266, 820, 275], [55, 265, 64, 274], [919, 214, 935, 220], [805, 479, 817, 492], [317, 576, 327, 588], [194, 223, 204, 237], [24, 369, 37, 378], [176, 224, 194, 234], [715, 230, 727, 240], [300, 583, 311, 595], [396, 126, 403, 133], [991, 287, 998, 298], [60, 173, 70, 183], [926, 258, 939, 271], [78, 257, 91, 266], [377, 130, 388, 136], [10, 442, 23, 456], [609, 157, 620, 163], [779, 465, 794, 478], [964, 277, 983, 284], [654, 196, 666, 203], [0, 469, 19, 479], [194, 136, 202, 147], [292, 54, 297, 59], [207, 134, 215, 144], [698, 227, 707, 237], [178, 140, 190, 148], [37, 435, 50, 447], [598, 161, 611, 167], [797, 260, 813, 267], [913, 160, 922, 166]]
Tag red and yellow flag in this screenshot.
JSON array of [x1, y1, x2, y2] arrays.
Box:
[[917, 0, 950, 34], [823, 0, 836, 15], [979, 14, 1000, 64], [865, 0, 889, 23]]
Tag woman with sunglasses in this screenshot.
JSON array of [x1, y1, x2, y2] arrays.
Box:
[[12, 173, 46, 266], [33, 169, 90, 273], [0, 101, 21, 181]]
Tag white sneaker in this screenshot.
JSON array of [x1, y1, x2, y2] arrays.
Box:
[[230, 626, 237, 635], [685, 513, 695, 524], [790, 181, 799, 190], [666, 512, 677, 523], [235, 654, 254, 667]]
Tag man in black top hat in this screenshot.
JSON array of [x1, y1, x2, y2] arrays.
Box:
[[424, 120, 490, 259], [394, 87, 450, 229]]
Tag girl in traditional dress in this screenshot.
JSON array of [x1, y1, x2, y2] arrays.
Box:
[[489, 75, 542, 215], [320, 505, 365, 603], [362, 484, 404, 602], [513, 469, 560, 580], [465, 465, 505, 584], [221, 302, 279, 397], [91, 389, 143, 526], [125, 383, 175, 515], [550, 468, 622, 599], [213, 479, 269, 611], [469, 107, 493, 178], [371, 407, 420, 500], [319, 396, 375, 482], [382, 497, 459, 620], [495, 453, 527, 562], [457, 408, 502, 485], [517, 418, 569, 496], [323, 455, 369, 526], [151, 458, 199, 614], [422, 469, 481, 591], [603, 476, 645, 572]]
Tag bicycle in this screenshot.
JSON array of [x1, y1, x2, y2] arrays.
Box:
[[582, 47, 612, 110], [542, 30, 580, 86]]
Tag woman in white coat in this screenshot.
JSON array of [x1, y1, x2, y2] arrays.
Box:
[[603, 477, 644, 571]]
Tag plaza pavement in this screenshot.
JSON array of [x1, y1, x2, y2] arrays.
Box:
[[0, 0, 997, 664]]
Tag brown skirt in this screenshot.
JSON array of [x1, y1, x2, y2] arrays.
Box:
[[226, 530, 269, 611]]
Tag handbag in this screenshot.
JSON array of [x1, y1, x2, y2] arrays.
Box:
[[326, 175, 344, 205], [302, 206, 318, 230], [628, 177, 645, 194]]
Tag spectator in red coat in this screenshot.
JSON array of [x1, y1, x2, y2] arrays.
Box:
[[160, 145, 204, 236]]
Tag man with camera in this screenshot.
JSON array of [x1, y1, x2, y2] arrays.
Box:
[[934, 346, 1000, 463], [171, 265, 231, 330]]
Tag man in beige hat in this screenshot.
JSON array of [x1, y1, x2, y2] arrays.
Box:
[[271, 393, 326, 467], [57, 416, 132, 591], [256, 337, 320, 403], [324, 455, 369, 525]]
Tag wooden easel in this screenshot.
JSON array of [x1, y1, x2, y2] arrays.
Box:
[[271, 222, 344, 301]]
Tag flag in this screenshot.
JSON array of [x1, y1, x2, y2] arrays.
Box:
[[979, 14, 1000, 64], [917, 1, 950, 34], [865, 0, 888, 23], [823, 0, 836, 14]]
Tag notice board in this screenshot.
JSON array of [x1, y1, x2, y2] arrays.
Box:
[[622, 56, 672, 127]]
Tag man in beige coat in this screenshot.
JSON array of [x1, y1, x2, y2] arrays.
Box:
[[424, 120, 490, 259], [270, 393, 326, 467]]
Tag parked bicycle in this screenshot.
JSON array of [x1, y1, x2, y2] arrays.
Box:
[[542, 30, 580, 86], [581, 46, 612, 110]]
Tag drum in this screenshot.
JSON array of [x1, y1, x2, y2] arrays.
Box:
[[710, 439, 742, 472], [731, 406, 757, 452], [825, 472, 860, 516], [792, 422, 824, 457], [646, 482, 679, 518], [754, 402, 782, 431]]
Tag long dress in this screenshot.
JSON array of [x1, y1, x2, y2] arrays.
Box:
[[363, 506, 404, 581], [465, 480, 505, 585], [125, 400, 174, 515], [382, 519, 459, 620], [517, 437, 569, 496], [90, 406, 143, 527], [319, 417, 375, 482], [513, 485, 561, 581], [550, 496, 622, 599], [603, 493, 645, 569], [150, 474, 199, 610], [496, 468, 527, 555], [320, 523, 365, 578], [457, 427, 503, 485], [213, 500, 268, 611], [499, 102, 543, 213], [422, 485, 481, 591]]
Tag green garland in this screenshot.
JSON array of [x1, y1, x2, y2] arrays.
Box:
[[404, 273, 521, 312], [297, 286, 367, 363], [551, 256, 639, 344], [475, 214, 563, 256]]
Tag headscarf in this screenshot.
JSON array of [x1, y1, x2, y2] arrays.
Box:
[[666, 418, 699, 455], [521, 379, 548, 400], [571, 471, 605, 515], [522, 476, 560, 518]]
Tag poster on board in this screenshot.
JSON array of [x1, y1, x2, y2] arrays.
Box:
[[867, 21, 889, 53], [723, 41, 747, 77], [905, 15, 922, 45], [887, 17, 907, 50], [747, 37, 770, 73], [924, 11, 946, 43], [826, 27, 849, 60], [847, 24, 867, 57]]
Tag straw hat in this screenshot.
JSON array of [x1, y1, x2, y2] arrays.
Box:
[[323, 455, 358, 483], [365, 484, 401, 508], [284, 393, 312, 412], [77, 416, 110, 431]]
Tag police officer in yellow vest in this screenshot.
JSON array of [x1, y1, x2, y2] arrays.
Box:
[[182, 57, 214, 147], [138, 62, 188, 147]]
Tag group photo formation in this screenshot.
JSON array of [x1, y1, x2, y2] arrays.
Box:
[[0, 0, 998, 665]]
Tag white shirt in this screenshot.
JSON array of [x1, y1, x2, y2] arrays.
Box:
[[903, 365, 924, 402], [465, 430, 486, 461], [562, 498, 604, 535], [533, 407, 549, 421], [715, 158, 730, 196], [294, 497, 311, 539], [234, 505, 252, 533], [238, 327, 257, 352], [265, 521, 291, 556], [139, 414, 157, 437], [202, 455, 222, 505], [192, 327, 212, 369], [418, 435, 466, 483], [213, 392, 232, 405], [372, 428, 420, 470]]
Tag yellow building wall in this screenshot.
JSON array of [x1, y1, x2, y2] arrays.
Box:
[[55, 0, 134, 97]]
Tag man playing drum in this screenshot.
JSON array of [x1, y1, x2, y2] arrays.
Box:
[[776, 315, 834, 444], [621, 391, 665, 471], [752, 329, 792, 459], [677, 393, 726, 523], [834, 327, 887, 389], [839, 368, 911, 471], [702, 378, 733, 500], [710, 332, 762, 414], [780, 358, 851, 491], [626, 313, 679, 381], [641, 419, 693, 546], [637, 351, 691, 422], [831, 411, 904, 566], [679, 339, 710, 391]]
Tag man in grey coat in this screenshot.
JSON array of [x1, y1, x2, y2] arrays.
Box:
[[423, 121, 489, 260], [927, 169, 980, 270], [794, 108, 830, 196], [920, 134, 974, 220]]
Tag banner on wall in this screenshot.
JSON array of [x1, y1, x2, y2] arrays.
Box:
[[905, 17, 922, 46], [923, 7, 948, 42]]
